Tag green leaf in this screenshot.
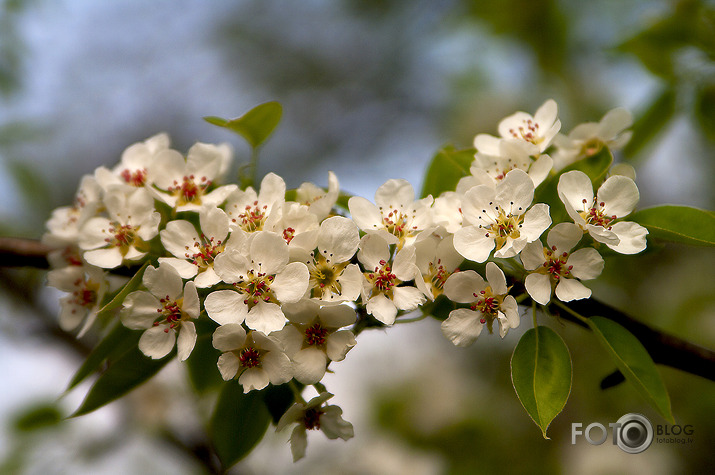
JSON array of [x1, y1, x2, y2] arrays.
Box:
[[210, 383, 271, 469], [622, 88, 677, 161], [184, 319, 223, 394], [534, 147, 613, 224], [12, 403, 62, 433], [630, 205, 715, 246], [71, 346, 174, 417], [95, 261, 149, 320], [695, 83, 715, 142], [262, 383, 298, 424], [586, 316, 674, 423], [511, 326, 572, 438], [66, 322, 139, 391], [205, 101, 283, 148], [420, 146, 475, 199]]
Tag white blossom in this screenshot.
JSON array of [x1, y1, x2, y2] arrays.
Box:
[[441, 263, 520, 346], [454, 169, 551, 262], [276, 392, 354, 462], [149, 142, 237, 211], [212, 324, 292, 392], [474, 99, 560, 155], [552, 108, 633, 170], [297, 216, 363, 304], [521, 223, 604, 305], [414, 234, 463, 300], [348, 178, 433, 249], [357, 233, 425, 325], [225, 172, 285, 233], [47, 265, 114, 337], [273, 300, 357, 384], [558, 170, 648, 254], [94, 133, 170, 191], [159, 207, 230, 287], [205, 231, 309, 334], [295, 171, 340, 221], [78, 187, 161, 268], [120, 264, 200, 361]]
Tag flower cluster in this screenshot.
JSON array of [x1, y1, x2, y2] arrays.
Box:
[[44, 100, 647, 461]]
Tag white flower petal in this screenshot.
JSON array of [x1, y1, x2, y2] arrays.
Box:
[[217, 352, 240, 380], [366, 294, 397, 325], [485, 262, 508, 295], [525, 273, 552, 305], [250, 231, 289, 275], [498, 295, 520, 337], [348, 196, 383, 232], [558, 170, 594, 213], [320, 304, 356, 329], [520, 203, 551, 242], [200, 207, 230, 242], [318, 216, 360, 262], [193, 267, 221, 288], [519, 240, 545, 270], [555, 278, 591, 302], [292, 348, 328, 384], [546, 222, 583, 253], [205, 290, 248, 325], [357, 233, 389, 270], [212, 323, 247, 352], [262, 350, 293, 385], [289, 426, 308, 462], [597, 175, 640, 217], [392, 286, 425, 312], [121, 291, 161, 329], [443, 270, 486, 303], [567, 248, 604, 280], [453, 226, 495, 263], [272, 262, 309, 303], [441, 309, 483, 347], [84, 248, 123, 269], [177, 321, 197, 361], [606, 221, 648, 254], [144, 264, 183, 300], [139, 325, 176, 359], [245, 301, 286, 334], [239, 367, 270, 392], [326, 330, 357, 362], [182, 281, 200, 318], [157, 257, 199, 279]]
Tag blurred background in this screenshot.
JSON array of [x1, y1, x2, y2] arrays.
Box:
[[0, 0, 713, 473]]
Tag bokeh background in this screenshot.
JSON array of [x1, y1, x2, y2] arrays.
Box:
[[0, 0, 713, 473]]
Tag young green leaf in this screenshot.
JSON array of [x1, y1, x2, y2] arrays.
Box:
[[511, 326, 572, 438], [210, 383, 271, 469], [95, 261, 149, 321], [630, 205, 715, 247], [420, 146, 475, 199], [71, 346, 174, 417], [586, 316, 674, 423], [184, 318, 223, 394], [204, 101, 283, 148], [66, 322, 139, 391]]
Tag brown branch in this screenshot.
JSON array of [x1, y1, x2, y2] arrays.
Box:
[[550, 297, 715, 382], [0, 237, 51, 268]]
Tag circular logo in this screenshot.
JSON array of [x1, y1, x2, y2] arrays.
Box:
[[615, 413, 653, 454]]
